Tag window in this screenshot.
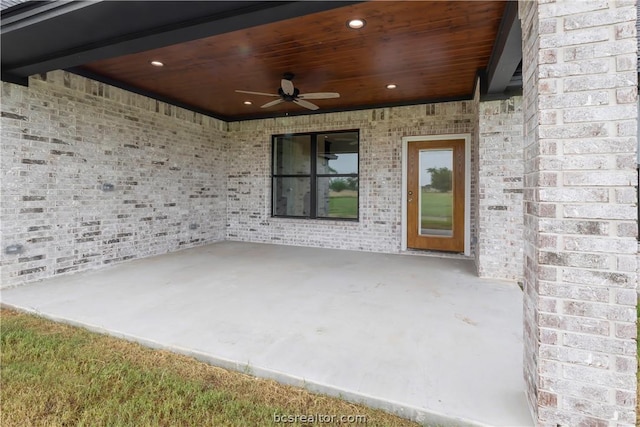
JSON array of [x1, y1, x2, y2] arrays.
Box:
[[272, 130, 359, 220]]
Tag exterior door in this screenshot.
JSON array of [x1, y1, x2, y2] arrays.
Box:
[[407, 139, 465, 252]]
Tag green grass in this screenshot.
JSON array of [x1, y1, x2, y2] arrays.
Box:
[[328, 192, 358, 218], [420, 190, 453, 230], [1, 309, 419, 427], [325, 190, 453, 225]]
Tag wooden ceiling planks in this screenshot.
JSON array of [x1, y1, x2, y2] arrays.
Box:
[[80, 1, 506, 120]]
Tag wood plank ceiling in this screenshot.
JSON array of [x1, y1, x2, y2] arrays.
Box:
[[79, 1, 506, 121]]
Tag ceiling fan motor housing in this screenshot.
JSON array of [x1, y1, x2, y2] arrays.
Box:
[[278, 87, 300, 102]]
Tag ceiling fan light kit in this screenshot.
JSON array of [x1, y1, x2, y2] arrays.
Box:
[[236, 73, 339, 111]]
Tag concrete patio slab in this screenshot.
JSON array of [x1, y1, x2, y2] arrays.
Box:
[[1, 241, 533, 426]]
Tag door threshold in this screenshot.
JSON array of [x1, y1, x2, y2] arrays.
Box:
[[401, 248, 471, 260]]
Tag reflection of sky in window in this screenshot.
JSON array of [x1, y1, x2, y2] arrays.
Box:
[[327, 153, 357, 174], [420, 150, 452, 185]]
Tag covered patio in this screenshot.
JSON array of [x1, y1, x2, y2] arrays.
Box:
[[1, 242, 532, 426]]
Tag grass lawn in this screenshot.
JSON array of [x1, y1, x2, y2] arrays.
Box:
[[1, 309, 419, 427], [420, 190, 453, 230], [329, 191, 358, 218], [325, 190, 454, 226]]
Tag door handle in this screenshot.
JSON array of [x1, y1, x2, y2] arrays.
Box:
[[408, 191, 413, 195]]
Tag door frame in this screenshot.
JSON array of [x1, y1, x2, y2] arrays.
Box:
[[401, 134, 471, 256]]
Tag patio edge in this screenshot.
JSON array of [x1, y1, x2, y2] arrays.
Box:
[[2, 302, 497, 427]]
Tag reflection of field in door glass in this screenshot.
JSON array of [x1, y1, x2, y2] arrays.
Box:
[[420, 190, 453, 234], [419, 149, 453, 236]]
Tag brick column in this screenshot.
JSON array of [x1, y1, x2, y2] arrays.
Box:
[[519, 1, 637, 425], [477, 97, 524, 281]]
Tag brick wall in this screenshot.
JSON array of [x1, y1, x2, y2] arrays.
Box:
[[520, 0, 542, 419], [477, 97, 524, 281], [0, 71, 228, 287], [1, 72, 529, 287], [226, 102, 477, 254], [519, 0, 638, 424]]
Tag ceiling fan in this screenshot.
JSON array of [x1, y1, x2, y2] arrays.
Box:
[[235, 72, 339, 111]]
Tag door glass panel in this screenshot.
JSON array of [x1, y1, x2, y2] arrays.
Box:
[[419, 149, 453, 237]]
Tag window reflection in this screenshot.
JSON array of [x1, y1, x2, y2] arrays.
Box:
[[272, 130, 358, 220], [317, 132, 358, 175]]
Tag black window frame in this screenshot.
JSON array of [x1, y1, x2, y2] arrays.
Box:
[[271, 129, 359, 221]]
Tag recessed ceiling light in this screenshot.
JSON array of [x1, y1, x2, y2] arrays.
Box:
[[150, 60, 164, 67], [347, 18, 366, 29], [243, 101, 252, 105], [386, 84, 397, 89]]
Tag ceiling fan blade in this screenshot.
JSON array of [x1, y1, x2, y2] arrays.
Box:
[[298, 92, 340, 100], [293, 99, 319, 110], [261, 98, 285, 109], [281, 79, 295, 95], [235, 90, 279, 97]]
